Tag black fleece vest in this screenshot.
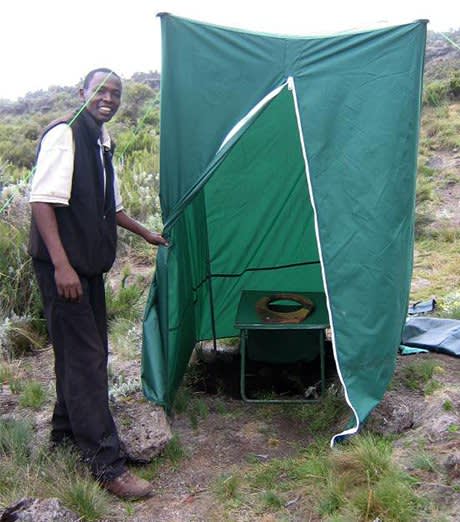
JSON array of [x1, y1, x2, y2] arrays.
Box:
[[29, 110, 117, 276]]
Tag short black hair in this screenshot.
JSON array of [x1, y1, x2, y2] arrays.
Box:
[[83, 68, 121, 89]]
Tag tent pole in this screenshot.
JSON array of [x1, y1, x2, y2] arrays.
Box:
[[206, 261, 218, 352], [202, 193, 218, 352]]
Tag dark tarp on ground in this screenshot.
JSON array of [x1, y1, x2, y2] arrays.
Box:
[[402, 317, 460, 357]]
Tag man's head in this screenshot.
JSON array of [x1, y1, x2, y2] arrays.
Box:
[[80, 68, 122, 125]]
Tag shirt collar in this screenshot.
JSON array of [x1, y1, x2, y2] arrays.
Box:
[[99, 126, 111, 150]]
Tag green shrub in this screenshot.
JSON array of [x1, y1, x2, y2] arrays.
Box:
[[0, 316, 46, 360], [440, 292, 460, 319], [59, 478, 112, 522], [105, 277, 145, 322], [19, 380, 48, 409], [423, 81, 448, 107], [402, 360, 440, 392], [0, 418, 33, 466], [0, 212, 42, 321], [448, 71, 460, 98]]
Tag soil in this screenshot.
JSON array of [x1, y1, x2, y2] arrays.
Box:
[[426, 144, 460, 229], [2, 345, 459, 521]]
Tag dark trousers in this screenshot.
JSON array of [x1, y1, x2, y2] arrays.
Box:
[[33, 259, 126, 481]]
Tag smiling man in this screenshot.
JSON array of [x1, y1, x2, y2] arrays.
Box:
[[28, 68, 167, 499]]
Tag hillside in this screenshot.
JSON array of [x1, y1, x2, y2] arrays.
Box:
[[425, 30, 460, 81]]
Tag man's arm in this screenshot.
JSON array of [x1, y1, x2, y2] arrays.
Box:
[[31, 202, 83, 300], [116, 210, 168, 246]]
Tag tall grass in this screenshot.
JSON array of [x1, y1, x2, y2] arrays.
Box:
[[0, 187, 46, 361], [0, 418, 114, 520], [213, 434, 427, 521]]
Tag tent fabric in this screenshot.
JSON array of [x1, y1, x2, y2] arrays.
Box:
[[142, 14, 427, 443]]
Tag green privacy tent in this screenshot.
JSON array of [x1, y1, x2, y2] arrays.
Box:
[[142, 14, 427, 443]]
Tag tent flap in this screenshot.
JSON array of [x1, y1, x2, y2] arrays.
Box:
[[143, 14, 427, 441]]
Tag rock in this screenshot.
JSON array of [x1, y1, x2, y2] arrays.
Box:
[[367, 392, 416, 435], [0, 497, 79, 522], [113, 393, 173, 463], [425, 412, 459, 441], [427, 156, 444, 169], [195, 340, 239, 364], [443, 452, 460, 480]]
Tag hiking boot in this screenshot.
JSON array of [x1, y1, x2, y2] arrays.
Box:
[[102, 470, 153, 500]]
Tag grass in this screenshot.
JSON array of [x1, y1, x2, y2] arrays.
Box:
[[137, 434, 187, 482], [411, 238, 460, 302], [54, 471, 113, 522], [0, 361, 15, 385], [0, 418, 33, 468], [0, 197, 43, 324], [401, 360, 442, 392], [212, 434, 426, 521], [105, 280, 145, 322], [284, 385, 349, 435], [108, 317, 141, 360], [413, 451, 438, 473], [439, 291, 460, 320], [188, 397, 209, 430], [19, 380, 48, 409], [420, 103, 460, 152], [0, 418, 115, 520], [214, 472, 241, 502], [0, 316, 47, 361]]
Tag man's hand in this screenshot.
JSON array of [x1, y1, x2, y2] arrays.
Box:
[[31, 202, 82, 301], [54, 262, 83, 301], [143, 231, 169, 246], [116, 210, 169, 246]]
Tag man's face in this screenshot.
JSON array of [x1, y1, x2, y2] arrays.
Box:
[[80, 71, 122, 124]]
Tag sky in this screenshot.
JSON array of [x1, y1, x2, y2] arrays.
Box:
[[1, 0, 458, 100]]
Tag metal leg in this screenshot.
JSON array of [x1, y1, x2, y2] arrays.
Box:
[[319, 329, 326, 397], [240, 330, 250, 401]]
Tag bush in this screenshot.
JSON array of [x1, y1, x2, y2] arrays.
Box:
[[423, 81, 448, 107], [448, 71, 460, 98], [19, 381, 48, 409], [0, 197, 42, 322]]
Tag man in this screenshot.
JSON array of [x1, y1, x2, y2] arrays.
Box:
[[29, 68, 167, 499]]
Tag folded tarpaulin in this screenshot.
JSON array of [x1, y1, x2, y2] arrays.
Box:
[[402, 317, 460, 357], [407, 298, 436, 315]]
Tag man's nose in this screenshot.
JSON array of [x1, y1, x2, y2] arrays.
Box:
[[102, 91, 113, 102]]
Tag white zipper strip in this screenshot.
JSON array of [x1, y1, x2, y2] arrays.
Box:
[[287, 75, 360, 446], [218, 82, 287, 151]]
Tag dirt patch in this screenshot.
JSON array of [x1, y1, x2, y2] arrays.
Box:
[[426, 148, 460, 227]]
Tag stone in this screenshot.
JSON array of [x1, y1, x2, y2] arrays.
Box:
[[0, 497, 79, 522], [195, 340, 240, 364], [443, 452, 460, 480], [113, 393, 173, 463], [367, 392, 416, 435]]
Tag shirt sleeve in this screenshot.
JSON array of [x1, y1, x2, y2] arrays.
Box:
[[29, 124, 74, 206], [114, 168, 124, 212]]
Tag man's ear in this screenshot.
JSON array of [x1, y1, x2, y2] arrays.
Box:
[[79, 88, 85, 101]]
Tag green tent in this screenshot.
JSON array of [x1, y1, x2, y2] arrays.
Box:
[[142, 14, 427, 443]]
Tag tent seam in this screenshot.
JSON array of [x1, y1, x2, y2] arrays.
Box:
[[287, 76, 360, 446]]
